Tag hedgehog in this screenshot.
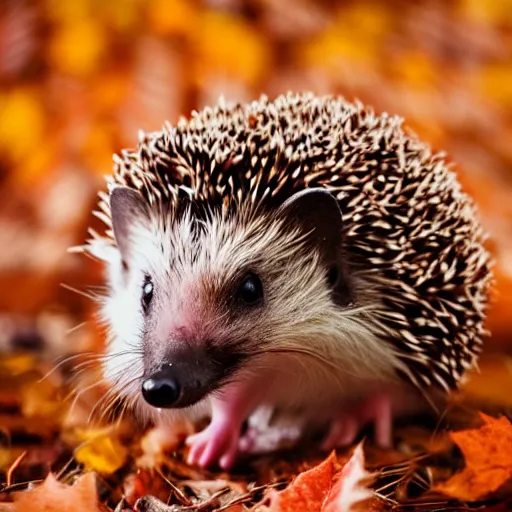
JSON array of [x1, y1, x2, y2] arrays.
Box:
[[76, 92, 493, 470]]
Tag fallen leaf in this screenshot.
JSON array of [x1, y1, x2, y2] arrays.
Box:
[[460, 354, 512, 408], [258, 451, 339, 512], [0, 353, 37, 376], [48, 18, 106, 76], [21, 375, 63, 419], [0, 88, 45, 164], [133, 495, 178, 512], [137, 420, 194, 468], [73, 428, 128, 475], [0, 472, 101, 512], [146, 0, 197, 36], [257, 444, 377, 512], [123, 469, 172, 507], [191, 11, 270, 86], [435, 413, 512, 501], [324, 443, 375, 512]]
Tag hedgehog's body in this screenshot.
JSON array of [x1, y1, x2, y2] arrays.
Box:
[[81, 92, 492, 469]]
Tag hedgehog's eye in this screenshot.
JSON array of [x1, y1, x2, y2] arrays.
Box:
[[142, 275, 154, 313], [327, 265, 339, 286], [237, 273, 263, 306]]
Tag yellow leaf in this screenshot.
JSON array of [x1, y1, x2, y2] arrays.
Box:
[[342, 3, 390, 41], [301, 28, 372, 71], [477, 64, 512, 108], [301, 4, 388, 70], [147, 0, 198, 36], [0, 447, 27, 473], [0, 354, 37, 376], [46, 0, 93, 23], [71, 426, 118, 443], [49, 19, 106, 76], [458, 0, 512, 25], [98, 0, 144, 32], [192, 11, 270, 86], [21, 377, 63, 419], [0, 448, 13, 472], [74, 431, 128, 475], [0, 89, 45, 164], [393, 52, 437, 89], [12, 139, 58, 189]]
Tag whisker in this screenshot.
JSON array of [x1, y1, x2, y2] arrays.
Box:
[[66, 322, 88, 336], [38, 352, 100, 383], [94, 374, 142, 426], [60, 283, 100, 301], [64, 379, 108, 423], [90, 391, 119, 425]]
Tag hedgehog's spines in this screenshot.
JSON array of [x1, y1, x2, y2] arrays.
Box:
[[85, 92, 493, 393]]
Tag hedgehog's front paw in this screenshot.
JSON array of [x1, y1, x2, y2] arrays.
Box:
[[238, 405, 306, 454], [186, 417, 241, 470], [321, 393, 392, 451]]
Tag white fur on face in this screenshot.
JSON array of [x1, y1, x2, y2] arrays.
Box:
[[97, 206, 409, 422]]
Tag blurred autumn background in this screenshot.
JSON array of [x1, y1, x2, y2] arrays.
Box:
[[2, 0, 512, 362], [1, 0, 512, 508]]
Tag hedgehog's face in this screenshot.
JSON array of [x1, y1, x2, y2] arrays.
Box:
[[99, 186, 354, 415]]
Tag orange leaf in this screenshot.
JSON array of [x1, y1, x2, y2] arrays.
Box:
[[261, 451, 338, 512], [324, 443, 374, 512], [147, 0, 198, 36], [191, 11, 270, 86], [0, 472, 101, 512], [137, 421, 194, 468], [124, 469, 171, 507], [48, 19, 106, 76], [258, 444, 377, 512], [435, 413, 512, 501], [0, 88, 45, 164]]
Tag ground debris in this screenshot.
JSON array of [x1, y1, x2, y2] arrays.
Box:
[[2, 349, 512, 511]]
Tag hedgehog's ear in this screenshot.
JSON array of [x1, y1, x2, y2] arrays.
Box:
[[278, 188, 352, 306], [110, 187, 150, 264]]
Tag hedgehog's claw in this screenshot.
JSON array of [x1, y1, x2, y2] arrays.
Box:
[[321, 416, 359, 450], [321, 393, 393, 451], [186, 415, 241, 470], [185, 384, 254, 470]]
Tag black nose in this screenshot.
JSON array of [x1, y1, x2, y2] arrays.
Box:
[[141, 369, 181, 408]]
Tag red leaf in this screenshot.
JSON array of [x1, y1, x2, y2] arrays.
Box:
[[261, 451, 338, 512], [257, 444, 377, 512]]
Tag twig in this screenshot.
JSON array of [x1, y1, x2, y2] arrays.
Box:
[[114, 498, 126, 512], [215, 482, 283, 512], [0, 479, 43, 494], [155, 466, 193, 506], [6, 451, 27, 486], [55, 456, 77, 480], [181, 488, 230, 511]]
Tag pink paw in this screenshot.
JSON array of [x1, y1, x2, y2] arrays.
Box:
[[321, 393, 392, 451], [186, 419, 240, 470]]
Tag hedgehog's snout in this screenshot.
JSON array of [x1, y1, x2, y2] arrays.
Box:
[[141, 369, 181, 408], [141, 347, 227, 409]]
